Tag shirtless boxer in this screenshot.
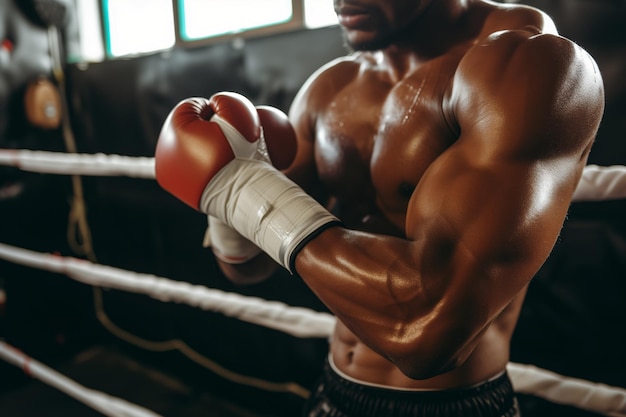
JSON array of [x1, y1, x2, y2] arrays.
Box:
[[154, 0, 605, 415]]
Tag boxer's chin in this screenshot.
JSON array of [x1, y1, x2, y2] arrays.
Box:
[[341, 28, 394, 52]]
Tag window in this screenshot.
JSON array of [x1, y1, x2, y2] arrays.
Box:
[[103, 0, 175, 57], [75, 0, 338, 60], [180, 0, 293, 41], [304, 0, 337, 28], [72, 0, 105, 62]]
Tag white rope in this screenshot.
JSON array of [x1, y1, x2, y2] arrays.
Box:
[[0, 243, 336, 339], [508, 362, 626, 417], [0, 341, 162, 417], [0, 149, 155, 179], [572, 164, 626, 202], [1, 242, 625, 415], [1, 149, 626, 202]]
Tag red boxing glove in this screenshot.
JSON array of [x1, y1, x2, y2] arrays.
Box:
[[155, 92, 338, 272], [155, 92, 297, 210], [256, 105, 297, 170]]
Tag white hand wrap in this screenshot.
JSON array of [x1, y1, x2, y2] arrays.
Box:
[[201, 115, 268, 264], [200, 159, 339, 273], [205, 216, 262, 264]]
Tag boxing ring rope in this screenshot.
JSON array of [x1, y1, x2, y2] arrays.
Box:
[[0, 243, 335, 339], [1, 149, 626, 417], [1, 149, 626, 202], [507, 363, 626, 417], [0, 150, 156, 179], [0, 341, 163, 417]]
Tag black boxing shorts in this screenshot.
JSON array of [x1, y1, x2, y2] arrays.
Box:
[[303, 357, 521, 417]]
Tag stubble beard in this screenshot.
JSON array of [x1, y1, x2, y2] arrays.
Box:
[[341, 21, 416, 53], [342, 29, 395, 52]]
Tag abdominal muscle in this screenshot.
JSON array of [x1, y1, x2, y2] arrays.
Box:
[[329, 290, 527, 390]]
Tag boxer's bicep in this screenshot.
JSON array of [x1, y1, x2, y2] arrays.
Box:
[[402, 31, 604, 354], [405, 145, 562, 315]]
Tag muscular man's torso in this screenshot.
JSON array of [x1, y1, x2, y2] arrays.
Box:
[[310, 3, 531, 389]]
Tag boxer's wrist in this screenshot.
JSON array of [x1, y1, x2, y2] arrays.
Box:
[[200, 159, 339, 273]]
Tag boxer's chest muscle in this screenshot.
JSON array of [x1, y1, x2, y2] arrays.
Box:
[[316, 72, 456, 230]]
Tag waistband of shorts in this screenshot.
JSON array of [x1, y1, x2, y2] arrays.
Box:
[[328, 354, 506, 392], [321, 357, 517, 417]]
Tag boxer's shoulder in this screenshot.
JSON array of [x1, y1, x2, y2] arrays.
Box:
[[290, 55, 363, 122], [478, 1, 558, 38], [452, 17, 602, 112], [299, 54, 364, 94]]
